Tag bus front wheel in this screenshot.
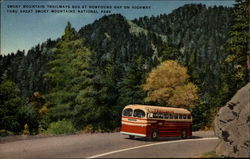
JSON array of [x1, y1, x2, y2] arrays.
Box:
[[152, 129, 158, 140]]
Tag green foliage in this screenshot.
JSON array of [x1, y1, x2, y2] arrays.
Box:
[[118, 56, 147, 107], [18, 104, 39, 134], [46, 120, 76, 135], [0, 74, 46, 135], [0, 74, 22, 133], [44, 23, 87, 121], [133, 5, 234, 129], [195, 151, 222, 158], [221, 0, 249, 97], [0, 39, 57, 98], [83, 124, 94, 133], [44, 22, 104, 131], [0, 129, 14, 137], [0, 4, 244, 133], [22, 124, 30, 135]]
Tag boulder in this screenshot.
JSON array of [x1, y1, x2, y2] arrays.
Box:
[[214, 83, 250, 158]]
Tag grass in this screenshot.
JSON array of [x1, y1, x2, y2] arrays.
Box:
[[193, 151, 223, 158]]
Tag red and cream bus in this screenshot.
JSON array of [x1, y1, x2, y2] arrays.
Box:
[[120, 104, 192, 140]]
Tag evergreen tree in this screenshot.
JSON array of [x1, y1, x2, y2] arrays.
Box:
[[222, 0, 249, 96], [44, 22, 98, 131], [0, 73, 22, 133], [118, 56, 146, 106], [116, 56, 147, 122], [44, 23, 78, 121], [89, 54, 122, 131], [71, 43, 98, 130]]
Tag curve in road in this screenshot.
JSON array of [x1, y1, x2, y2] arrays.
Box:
[[88, 137, 219, 158]]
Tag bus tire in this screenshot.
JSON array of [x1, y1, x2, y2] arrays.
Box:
[[181, 129, 187, 139], [129, 135, 135, 139], [152, 129, 158, 140]]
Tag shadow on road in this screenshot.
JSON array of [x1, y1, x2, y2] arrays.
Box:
[[124, 135, 202, 142]]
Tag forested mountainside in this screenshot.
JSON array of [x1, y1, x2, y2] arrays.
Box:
[[133, 4, 235, 128], [1, 3, 248, 135], [133, 4, 232, 96], [0, 39, 58, 97]]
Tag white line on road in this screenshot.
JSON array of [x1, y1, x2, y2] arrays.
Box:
[[87, 137, 218, 158]]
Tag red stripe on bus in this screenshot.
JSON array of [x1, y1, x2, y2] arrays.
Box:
[[121, 124, 147, 134]]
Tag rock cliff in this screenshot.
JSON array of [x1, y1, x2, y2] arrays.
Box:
[[215, 83, 250, 157]]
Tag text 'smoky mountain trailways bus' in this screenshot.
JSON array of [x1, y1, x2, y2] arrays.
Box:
[[120, 104, 192, 140]]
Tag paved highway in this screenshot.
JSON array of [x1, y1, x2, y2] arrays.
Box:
[[0, 131, 219, 158]]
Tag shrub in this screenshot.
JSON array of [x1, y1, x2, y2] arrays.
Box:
[[46, 120, 76, 135], [18, 104, 39, 134], [0, 129, 14, 137], [83, 124, 94, 133], [22, 124, 30, 135]]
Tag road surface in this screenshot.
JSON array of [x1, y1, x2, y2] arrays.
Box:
[[0, 131, 219, 158]]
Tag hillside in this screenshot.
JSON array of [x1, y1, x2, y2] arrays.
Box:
[[133, 4, 233, 95]]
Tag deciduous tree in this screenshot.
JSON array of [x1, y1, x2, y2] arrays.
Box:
[[143, 60, 198, 108]]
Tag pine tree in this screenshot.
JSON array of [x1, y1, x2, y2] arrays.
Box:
[[44, 22, 98, 131], [221, 0, 249, 98], [0, 73, 22, 133], [44, 22, 83, 121], [118, 56, 146, 106], [71, 44, 98, 130]]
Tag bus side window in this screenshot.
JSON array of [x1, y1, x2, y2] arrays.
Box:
[[164, 113, 169, 119], [159, 113, 164, 118], [153, 113, 157, 118], [183, 114, 187, 119], [169, 114, 173, 119], [188, 115, 191, 119], [179, 114, 183, 119], [154, 113, 162, 118], [174, 114, 178, 119]]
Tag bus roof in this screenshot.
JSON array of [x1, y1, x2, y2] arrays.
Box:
[[124, 104, 191, 114]]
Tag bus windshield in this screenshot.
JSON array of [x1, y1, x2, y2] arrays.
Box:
[[122, 108, 133, 117], [133, 109, 145, 118]]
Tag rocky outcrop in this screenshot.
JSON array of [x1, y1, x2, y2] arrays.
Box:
[[214, 83, 250, 158]]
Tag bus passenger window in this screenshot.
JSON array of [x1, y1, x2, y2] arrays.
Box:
[[122, 108, 133, 117], [174, 114, 178, 119], [183, 114, 187, 119], [159, 114, 164, 118], [154, 113, 160, 118], [188, 115, 191, 119], [133, 109, 145, 118], [164, 114, 169, 119], [179, 114, 183, 119], [169, 114, 173, 119]]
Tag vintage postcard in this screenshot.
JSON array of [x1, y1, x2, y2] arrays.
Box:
[[1, 0, 249, 158]]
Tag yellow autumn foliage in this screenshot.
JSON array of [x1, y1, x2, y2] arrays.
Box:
[[168, 83, 198, 107], [143, 60, 199, 108], [39, 104, 48, 114]]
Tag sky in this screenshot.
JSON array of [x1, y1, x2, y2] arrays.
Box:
[[1, 0, 234, 56]]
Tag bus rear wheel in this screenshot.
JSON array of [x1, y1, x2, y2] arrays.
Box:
[[181, 129, 187, 139], [152, 129, 158, 140]]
